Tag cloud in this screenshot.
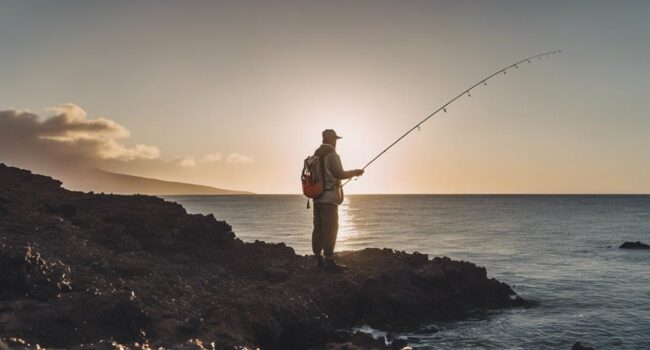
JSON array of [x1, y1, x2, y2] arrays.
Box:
[[0, 104, 159, 162], [42, 104, 130, 139], [226, 153, 253, 163], [201, 153, 223, 162], [101, 141, 160, 161], [199, 152, 253, 164], [179, 157, 197, 168], [0, 103, 254, 192]]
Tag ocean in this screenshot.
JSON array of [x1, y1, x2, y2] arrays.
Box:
[[163, 195, 650, 350]]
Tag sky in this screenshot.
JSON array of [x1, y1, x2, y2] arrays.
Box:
[[1, 0, 649, 194]]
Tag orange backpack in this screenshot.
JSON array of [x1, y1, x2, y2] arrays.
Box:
[[301, 148, 333, 206]]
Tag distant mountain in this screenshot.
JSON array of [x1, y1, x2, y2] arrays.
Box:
[[71, 169, 254, 195]]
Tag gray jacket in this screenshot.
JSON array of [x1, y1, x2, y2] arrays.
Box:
[[313, 144, 345, 205]]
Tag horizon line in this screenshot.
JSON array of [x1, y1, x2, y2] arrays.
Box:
[[164, 193, 650, 196]]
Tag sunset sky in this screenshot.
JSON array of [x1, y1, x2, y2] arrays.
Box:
[[1, 0, 649, 194]]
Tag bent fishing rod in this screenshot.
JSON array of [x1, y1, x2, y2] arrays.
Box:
[[343, 49, 562, 187]]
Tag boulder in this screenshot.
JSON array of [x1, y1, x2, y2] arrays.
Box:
[[619, 241, 650, 249]]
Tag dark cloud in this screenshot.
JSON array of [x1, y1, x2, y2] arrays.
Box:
[[40, 104, 129, 139], [0, 104, 159, 164], [0, 103, 161, 188], [0, 103, 254, 192]]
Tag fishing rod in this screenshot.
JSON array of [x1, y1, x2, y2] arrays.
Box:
[[342, 49, 562, 187]]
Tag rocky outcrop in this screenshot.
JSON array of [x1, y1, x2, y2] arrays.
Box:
[[0, 163, 530, 349], [572, 342, 595, 350], [619, 241, 650, 249], [324, 331, 407, 350]]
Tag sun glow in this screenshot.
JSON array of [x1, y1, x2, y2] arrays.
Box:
[[335, 198, 359, 252]]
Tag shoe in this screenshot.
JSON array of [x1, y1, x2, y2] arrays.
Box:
[[316, 255, 324, 268], [324, 258, 348, 273]]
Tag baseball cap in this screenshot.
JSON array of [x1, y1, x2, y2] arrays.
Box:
[[322, 129, 343, 140]]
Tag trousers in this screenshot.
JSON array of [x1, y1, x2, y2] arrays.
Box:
[[312, 203, 339, 257]]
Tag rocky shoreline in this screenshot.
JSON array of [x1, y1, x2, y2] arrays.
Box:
[[0, 164, 531, 349]]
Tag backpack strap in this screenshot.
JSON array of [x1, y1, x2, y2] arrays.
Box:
[[319, 147, 335, 191]]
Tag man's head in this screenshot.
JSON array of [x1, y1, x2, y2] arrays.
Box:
[[322, 129, 342, 146]]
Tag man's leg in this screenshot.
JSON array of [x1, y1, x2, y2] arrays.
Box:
[[312, 203, 325, 267], [322, 204, 346, 272], [321, 203, 339, 258]]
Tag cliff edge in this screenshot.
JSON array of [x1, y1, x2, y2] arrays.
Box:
[[0, 164, 529, 349]]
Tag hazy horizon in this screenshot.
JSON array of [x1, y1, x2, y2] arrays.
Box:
[[1, 0, 649, 194]]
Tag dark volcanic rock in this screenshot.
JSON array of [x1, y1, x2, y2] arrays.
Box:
[[619, 241, 650, 249], [0, 196, 8, 217], [0, 163, 530, 349], [572, 341, 595, 350], [324, 331, 401, 350], [44, 202, 78, 219], [0, 244, 72, 300]]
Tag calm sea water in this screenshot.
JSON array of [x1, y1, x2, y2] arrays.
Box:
[[163, 195, 650, 350]]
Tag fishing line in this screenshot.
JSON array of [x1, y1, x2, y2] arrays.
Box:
[[342, 49, 562, 187]]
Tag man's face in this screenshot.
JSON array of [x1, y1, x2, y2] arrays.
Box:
[[325, 137, 337, 147]]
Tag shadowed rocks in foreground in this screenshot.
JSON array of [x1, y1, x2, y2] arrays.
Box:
[[0, 163, 531, 349]]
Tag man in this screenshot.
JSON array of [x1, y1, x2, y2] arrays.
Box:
[[312, 129, 364, 272]]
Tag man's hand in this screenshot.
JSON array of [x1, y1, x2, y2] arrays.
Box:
[[353, 169, 365, 177]]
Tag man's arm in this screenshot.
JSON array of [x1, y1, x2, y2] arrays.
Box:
[[329, 153, 364, 180]]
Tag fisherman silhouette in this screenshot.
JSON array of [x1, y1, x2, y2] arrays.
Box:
[[312, 129, 364, 272]]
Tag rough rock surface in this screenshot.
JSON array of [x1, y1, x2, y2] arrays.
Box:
[[0, 164, 530, 349], [619, 241, 650, 249]]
